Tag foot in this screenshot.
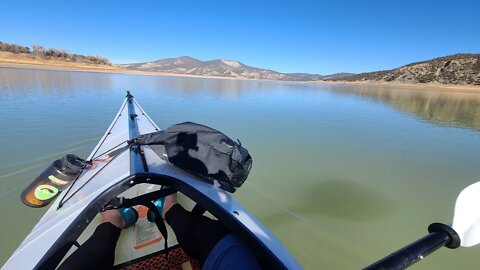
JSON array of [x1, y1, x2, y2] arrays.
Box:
[[147, 193, 178, 222], [101, 208, 138, 229], [101, 209, 125, 229], [163, 193, 177, 217]]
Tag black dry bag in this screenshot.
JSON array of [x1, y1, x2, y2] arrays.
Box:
[[134, 122, 252, 192]]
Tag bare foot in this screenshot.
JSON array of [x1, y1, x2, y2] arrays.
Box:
[[101, 209, 125, 229], [163, 193, 178, 217]]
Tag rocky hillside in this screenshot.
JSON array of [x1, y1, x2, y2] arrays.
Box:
[[333, 54, 480, 85], [121, 56, 353, 81]]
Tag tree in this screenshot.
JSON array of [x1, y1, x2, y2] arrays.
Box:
[[32, 45, 45, 55]]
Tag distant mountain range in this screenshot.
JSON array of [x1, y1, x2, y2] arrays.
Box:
[[120, 56, 354, 81], [121, 54, 480, 85], [332, 54, 480, 85]]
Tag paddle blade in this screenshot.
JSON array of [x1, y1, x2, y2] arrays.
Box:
[[452, 181, 480, 247]]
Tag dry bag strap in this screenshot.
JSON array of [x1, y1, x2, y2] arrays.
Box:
[[129, 130, 167, 146], [143, 200, 169, 257], [192, 204, 207, 216]]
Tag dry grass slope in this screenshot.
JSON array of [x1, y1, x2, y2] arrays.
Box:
[[332, 54, 480, 85]]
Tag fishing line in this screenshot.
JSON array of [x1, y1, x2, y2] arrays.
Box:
[[132, 99, 160, 131], [89, 100, 128, 159], [89, 140, 130, 162]]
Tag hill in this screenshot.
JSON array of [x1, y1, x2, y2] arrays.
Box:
[[121, 56, 354, 81], [331, 54, 480, 85]]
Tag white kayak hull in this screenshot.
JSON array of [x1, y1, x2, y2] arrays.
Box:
[[2, 93, 301, 270]]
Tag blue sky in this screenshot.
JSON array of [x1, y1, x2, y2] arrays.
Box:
[[0, 0, 478, 74]]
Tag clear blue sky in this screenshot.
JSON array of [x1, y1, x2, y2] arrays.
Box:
[[0, 0, 478, 74]]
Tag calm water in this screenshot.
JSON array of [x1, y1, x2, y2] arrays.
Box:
[[1, 68, 480, 269]]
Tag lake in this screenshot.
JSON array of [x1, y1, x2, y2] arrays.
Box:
[[1, 67, 480, 269]]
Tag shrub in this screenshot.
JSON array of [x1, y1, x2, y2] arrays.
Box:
[[31, 45, 45, 55], [0, 41, 30, 54], [417, 73, 435, 83]]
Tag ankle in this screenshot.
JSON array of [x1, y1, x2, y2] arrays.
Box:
[[163, 194, 178, 217], [101, 209, 125, 229]]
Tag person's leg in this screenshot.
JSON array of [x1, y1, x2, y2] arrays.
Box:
[[57, 210, 126, 270], [163, 194, 230, 264]]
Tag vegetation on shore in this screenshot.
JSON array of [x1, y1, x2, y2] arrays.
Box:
[[0, 41, 111, 66], [331, 54, 480, 85]]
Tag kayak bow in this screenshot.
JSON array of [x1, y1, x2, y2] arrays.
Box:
[[2, 92, 301, 270]]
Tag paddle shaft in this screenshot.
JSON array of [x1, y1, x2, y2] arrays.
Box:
[[364, 223, 460, 270], [364, 232, 448, 270]]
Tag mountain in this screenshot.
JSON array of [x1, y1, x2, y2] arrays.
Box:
[[120, 56, 353, 81], [320, 72, 356, 80], [331, 54, 480, 85]]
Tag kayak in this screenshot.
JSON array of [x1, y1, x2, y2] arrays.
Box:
[[2, 92, 302, 269]]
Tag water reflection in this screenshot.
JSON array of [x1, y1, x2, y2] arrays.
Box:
[[2, 68, 480, 132], [0, 68, 112, 96], [139, 75, 291, 97], [325, 84, 480, 131], [0, 67, 304, 99]]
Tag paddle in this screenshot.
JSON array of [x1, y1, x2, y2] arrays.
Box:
[[364, 181, 480, 270]]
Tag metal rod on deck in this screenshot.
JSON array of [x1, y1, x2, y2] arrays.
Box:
[[126, 91, 148, 175]]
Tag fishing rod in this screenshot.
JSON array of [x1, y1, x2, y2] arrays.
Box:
[[364, 181, 480, 269]]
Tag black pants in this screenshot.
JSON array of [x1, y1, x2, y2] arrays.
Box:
[[165, 204, 230, 264], [58, 204, 230, 269], [58, 222, 121, 270]]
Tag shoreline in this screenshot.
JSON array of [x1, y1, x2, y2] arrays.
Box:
[[1, 60, 480, 92], [0, 61, 203, 77], [314, 79, 480, 92]]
